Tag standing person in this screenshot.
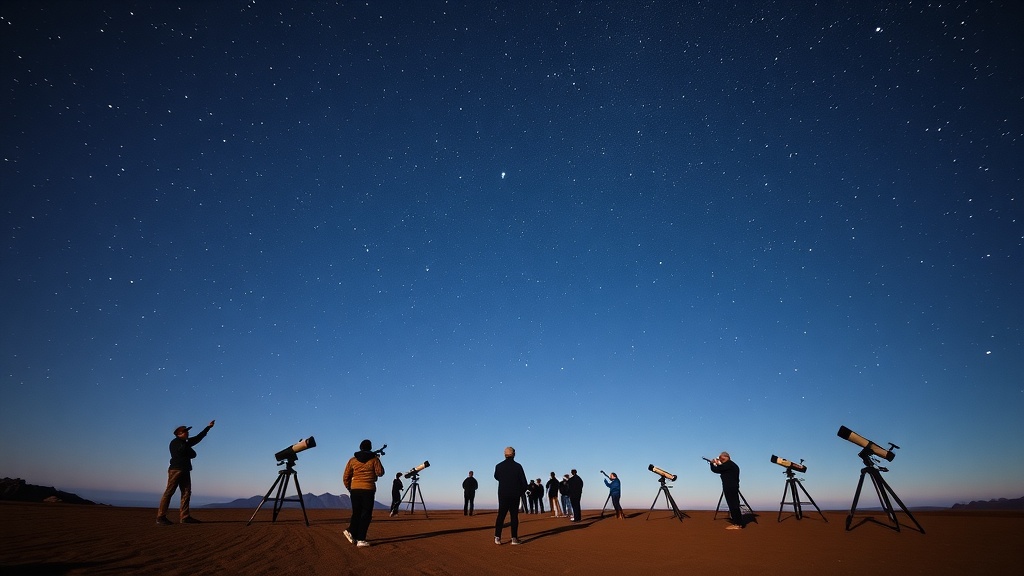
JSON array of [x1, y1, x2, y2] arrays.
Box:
[[527, 479, 539, 514], [567, 469, 584, 522], [462, 471, 478, 516], [604, 472, 624, 519], [709, 451, 744, 530], [559, 473, 572, 520], [343, 439, 385, 547], [389, 472, 403, 517], [546, 472, 563, 517], [535, 479, 545, 514], [156, 420, 215, 525], [494, 446, 528, 545]]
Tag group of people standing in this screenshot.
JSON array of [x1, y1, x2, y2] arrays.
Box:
[[155, 424, 747, 548], [491, 447, 586, 544]]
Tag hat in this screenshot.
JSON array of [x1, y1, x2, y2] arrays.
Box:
[[360, 439, 372, 451], [174, 425, 192, 436]]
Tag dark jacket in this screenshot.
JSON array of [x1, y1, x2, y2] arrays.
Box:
[[168, 425, 211, 471], [567, 474, 584, 498], [494, 457, 528, 500], [710, 459, 740, 487], [462, 476, 479, 493], [546, 478, 560, 498]]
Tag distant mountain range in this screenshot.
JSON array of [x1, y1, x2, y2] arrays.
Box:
[[203, 492, 388, 510], [951, 496, 1024, 511]]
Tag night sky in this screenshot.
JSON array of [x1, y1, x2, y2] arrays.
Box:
[[2, 1, 1021, 511]]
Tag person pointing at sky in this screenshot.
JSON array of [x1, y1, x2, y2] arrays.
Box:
[[156, 419, 215, 525]]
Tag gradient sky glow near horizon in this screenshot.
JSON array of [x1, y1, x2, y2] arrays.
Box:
[[2, 1, 1022, 512]]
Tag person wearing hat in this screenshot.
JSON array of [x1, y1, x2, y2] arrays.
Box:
[[156, 420, 215, 525], [343, 439, 385, 547]]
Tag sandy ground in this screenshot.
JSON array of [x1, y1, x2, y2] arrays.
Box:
[[1, 502, 1020, 575]]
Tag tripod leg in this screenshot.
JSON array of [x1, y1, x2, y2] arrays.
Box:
[[646, 486, 662, 520], [796, 479, 828, 522], [602, 494, 611, 518], [414, 484, 429, 518], [867, 470, 900, 531], [877, 474, 925, 533], [714, 490, 725, 520], [846, 469, 868, 530], [247, 473, 284, 526], [291, 470, 309, 527], [664, 487, 686, 522], [790, 481, 803, 520], [738, 490, 756, 524], [272, 472, 290, 522], [399, 483, 413, 514]]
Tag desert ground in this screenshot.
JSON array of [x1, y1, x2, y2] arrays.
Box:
[[1, 502, 1020, 575]]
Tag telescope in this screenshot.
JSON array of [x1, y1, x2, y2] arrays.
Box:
[[404, 461, 430, 478], [837, 425, 895, 462], [274, 436, 316, 463], [770, 455, 807, 473], [648, 464, 677, 482]]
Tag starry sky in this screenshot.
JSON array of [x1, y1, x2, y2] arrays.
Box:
[[2, 1, 1021, 511]]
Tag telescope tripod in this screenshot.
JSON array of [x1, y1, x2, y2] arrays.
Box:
[[714, 488, 757, 524], [778, 469, 826, 522], [247, 459, 309, 526], [646, 477, 688, 522], [400, 474, 429, 517], [847, 463, 924, 533]]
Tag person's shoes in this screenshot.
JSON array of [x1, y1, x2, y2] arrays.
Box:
[[494, 536, 502, 545], [343, 529, 354, 544], [180, 517, 202, 524], [155, 516, 173, 526], [726, 524, 743, 530], [356, 540, 371, 547], [511, 538, 522, 545]]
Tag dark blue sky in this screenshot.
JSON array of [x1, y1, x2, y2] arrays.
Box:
[[2, 1, 1021, 509]]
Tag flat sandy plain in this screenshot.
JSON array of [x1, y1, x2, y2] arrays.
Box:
[[1, 502, 1020, 575]]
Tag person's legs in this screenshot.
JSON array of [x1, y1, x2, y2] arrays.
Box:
[[509, 500, 520, 538], [612, 494, 623, 518], [157, 469, 181, 518], [570, 496, 582, 521], [178, 471, 192, 520], [724, 486, 743, 526], [468, 493, 475, 515], [354, 490, 376, 540], [495, 498, 511, 538], [350, 489, 373, 539]]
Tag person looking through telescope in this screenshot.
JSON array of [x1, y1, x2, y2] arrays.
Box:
[[156, 420, 215, 526], [603, 472, 624, 519], [343, 439, 385, 547], [709, 452, 744, 530]]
